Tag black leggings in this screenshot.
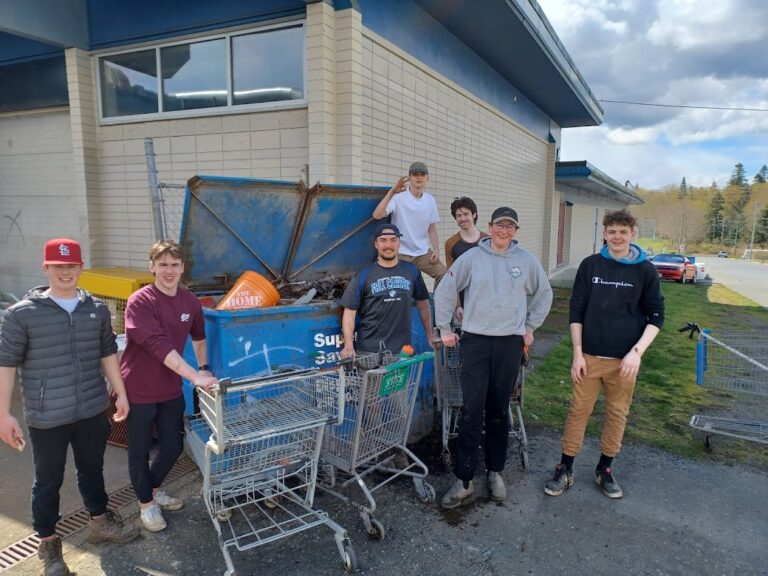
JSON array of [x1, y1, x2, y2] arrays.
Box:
[[127, 396, 185, 504]]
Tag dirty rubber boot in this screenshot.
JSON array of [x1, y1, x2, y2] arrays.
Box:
[[488, 471, 507, 502], [441, 479, 474, 509], [86, 510, 140, 544], [38, 536, 70, 576]]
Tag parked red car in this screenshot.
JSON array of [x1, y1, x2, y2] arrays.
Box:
[[649, 253, 697, 283]]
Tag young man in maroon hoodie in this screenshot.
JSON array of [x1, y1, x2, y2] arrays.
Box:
[[121, 240, 217, 532]]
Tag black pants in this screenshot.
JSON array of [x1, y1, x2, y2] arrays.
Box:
[[454, 332, 524, 482], [127, 396, 185, 504], [28, 412, 110, 538]]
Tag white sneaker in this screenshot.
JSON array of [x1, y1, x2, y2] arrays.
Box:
[[140, 503, 167, 532], [153, 490, 184, 511], [488, 471, 507, 502]]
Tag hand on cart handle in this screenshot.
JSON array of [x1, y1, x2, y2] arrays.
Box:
[[192, 371, 218, 393], [678, 322, 701, 339], [441, 331, 460, 348]]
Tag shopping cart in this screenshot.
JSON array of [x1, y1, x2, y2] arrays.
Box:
[[319, 350, 435, 541], [679, 322, 768, 449], [433, 339, 529, 470], [185, 368, 358, 575]]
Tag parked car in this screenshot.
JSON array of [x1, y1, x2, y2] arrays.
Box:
[[649, 253, 697, 284], [717, 250, 728, 258]]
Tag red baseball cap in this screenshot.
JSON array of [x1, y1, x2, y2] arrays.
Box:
[[43, 238, 84, 265]]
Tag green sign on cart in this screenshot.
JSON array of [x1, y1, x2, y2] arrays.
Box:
[[379, 365, 408, 397]]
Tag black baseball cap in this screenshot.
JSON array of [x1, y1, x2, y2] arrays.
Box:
[[491, 207, 519, 227], [374, 222, 403, 238]]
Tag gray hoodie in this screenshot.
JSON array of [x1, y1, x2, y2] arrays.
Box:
[[434, 237, 553, 337]]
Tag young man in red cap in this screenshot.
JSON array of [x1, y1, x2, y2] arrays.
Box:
[[121, 240, 217, 533], [0, 238, 138, 576]]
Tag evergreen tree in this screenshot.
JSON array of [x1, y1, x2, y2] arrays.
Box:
[[706, 190, 725, 241], [678, 177, 688, 199], [754, 164, 768, 184], [755, 205, 768, 246], [728, 163, 747, 188]]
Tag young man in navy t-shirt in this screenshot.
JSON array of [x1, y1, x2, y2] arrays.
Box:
[[340, 223, 433, 357]]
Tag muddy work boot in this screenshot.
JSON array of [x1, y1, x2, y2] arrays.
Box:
[[38, 536, 70, 576], [86, 510, 140, 544], [441, 479, 474, 509], [487, 471, 507, 502], [595, 466, 623, 499], [544, 464, 573, 497]]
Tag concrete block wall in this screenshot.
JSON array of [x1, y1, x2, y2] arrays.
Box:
[[0, 110, 78, 294], [359, 30, 550, 263], [91, 110, 309, 267]]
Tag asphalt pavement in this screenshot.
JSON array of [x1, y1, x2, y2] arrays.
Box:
[[695, 255, 768, 308], [4, 426, 767, 576]]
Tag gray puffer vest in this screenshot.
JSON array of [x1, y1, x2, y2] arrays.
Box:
[[0, 287, 117, 429]]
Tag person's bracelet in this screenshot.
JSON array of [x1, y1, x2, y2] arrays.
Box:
[[198, 364, 210, 372]]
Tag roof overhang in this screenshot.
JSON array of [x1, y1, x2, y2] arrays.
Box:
[[0, 0, 88, 50], [556, 161, 643, 207], [411, 0, 602, 127]]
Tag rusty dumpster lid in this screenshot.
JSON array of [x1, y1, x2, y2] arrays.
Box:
[[179, 175, 389, 290]]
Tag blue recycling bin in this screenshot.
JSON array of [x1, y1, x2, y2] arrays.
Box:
[[179, 176, 434, 442]]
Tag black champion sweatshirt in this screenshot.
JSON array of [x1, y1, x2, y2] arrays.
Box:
[[569, 249, 665, 359]]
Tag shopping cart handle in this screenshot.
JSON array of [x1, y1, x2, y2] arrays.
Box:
[[678, 322, 701, 339], [216, 377, 232, 395]]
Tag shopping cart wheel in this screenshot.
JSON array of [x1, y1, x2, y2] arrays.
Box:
[[704, 434, 714, 452], [520, 448, 529, 470], [364, 516, 386, 541], [343, 542, 359, 572], [413, 478, 436, 503], [442, 449, 452, 471]]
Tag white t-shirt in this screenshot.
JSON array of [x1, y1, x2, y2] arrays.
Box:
[[385, 189, 440, 257]]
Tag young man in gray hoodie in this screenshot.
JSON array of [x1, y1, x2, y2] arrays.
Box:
[[434, 207, 552, 508]]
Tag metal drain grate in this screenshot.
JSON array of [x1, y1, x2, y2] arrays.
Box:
[[0, 456, 198, 572]]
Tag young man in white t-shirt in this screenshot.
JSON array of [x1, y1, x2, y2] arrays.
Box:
[[372, 161, 447, 284]]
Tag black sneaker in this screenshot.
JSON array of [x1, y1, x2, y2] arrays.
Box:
[[543, 464, 573, 496], [595, 466, 623, 499]]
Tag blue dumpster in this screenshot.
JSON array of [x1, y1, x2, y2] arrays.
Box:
[[179, 176, 434, 442]]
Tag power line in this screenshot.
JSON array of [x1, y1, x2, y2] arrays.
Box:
[[599, 99, 768, 112]]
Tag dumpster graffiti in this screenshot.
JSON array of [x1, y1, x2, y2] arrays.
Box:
[[228, 337, 305, 375]]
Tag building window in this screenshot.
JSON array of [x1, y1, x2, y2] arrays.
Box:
[[100, 49, 158, 117], [98, 23, 304, 121], [162, 39, 227, 112], [232, 26, 304, 105]]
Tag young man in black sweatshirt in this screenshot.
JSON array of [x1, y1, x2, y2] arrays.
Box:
[[544, 209, 664, 499]]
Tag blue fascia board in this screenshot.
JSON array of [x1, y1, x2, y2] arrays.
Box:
[[358, 0, 551, 140], [0, 31, 62, 65], [87, 0, 318, 50], [0, 0, 88, 49], [556, 161, 642, 204]]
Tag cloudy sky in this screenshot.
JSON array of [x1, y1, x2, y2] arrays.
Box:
[[536, 0, 768, 189]]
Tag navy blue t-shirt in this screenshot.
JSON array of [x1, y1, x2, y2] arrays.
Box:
[[340, 260, 429, 353]]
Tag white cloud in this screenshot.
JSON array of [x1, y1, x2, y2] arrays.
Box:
[[536, 0, 768, 188]]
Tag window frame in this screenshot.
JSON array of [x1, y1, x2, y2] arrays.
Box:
[[95, 20, 307, 125]]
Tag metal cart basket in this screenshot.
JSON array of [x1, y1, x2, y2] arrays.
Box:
[[680, 323, 768, 449], [433, 340, 529, 470], [185, 368, 358, 575], [319, 351, 435, 541]]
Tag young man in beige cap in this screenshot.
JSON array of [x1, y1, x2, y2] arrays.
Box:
[[0, 238, 138, 576], [373, 161, 447, 284]]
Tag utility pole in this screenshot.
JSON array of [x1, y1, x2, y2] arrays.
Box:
[[748, 204, 760, 262]]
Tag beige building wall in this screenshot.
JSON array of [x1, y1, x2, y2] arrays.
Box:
[[569, 204, 603, 265], [359, 30, 551, 265], [0, 110, 80, 293]]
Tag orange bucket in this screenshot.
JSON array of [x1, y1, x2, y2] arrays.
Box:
[[215, 271, 280, 310]]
